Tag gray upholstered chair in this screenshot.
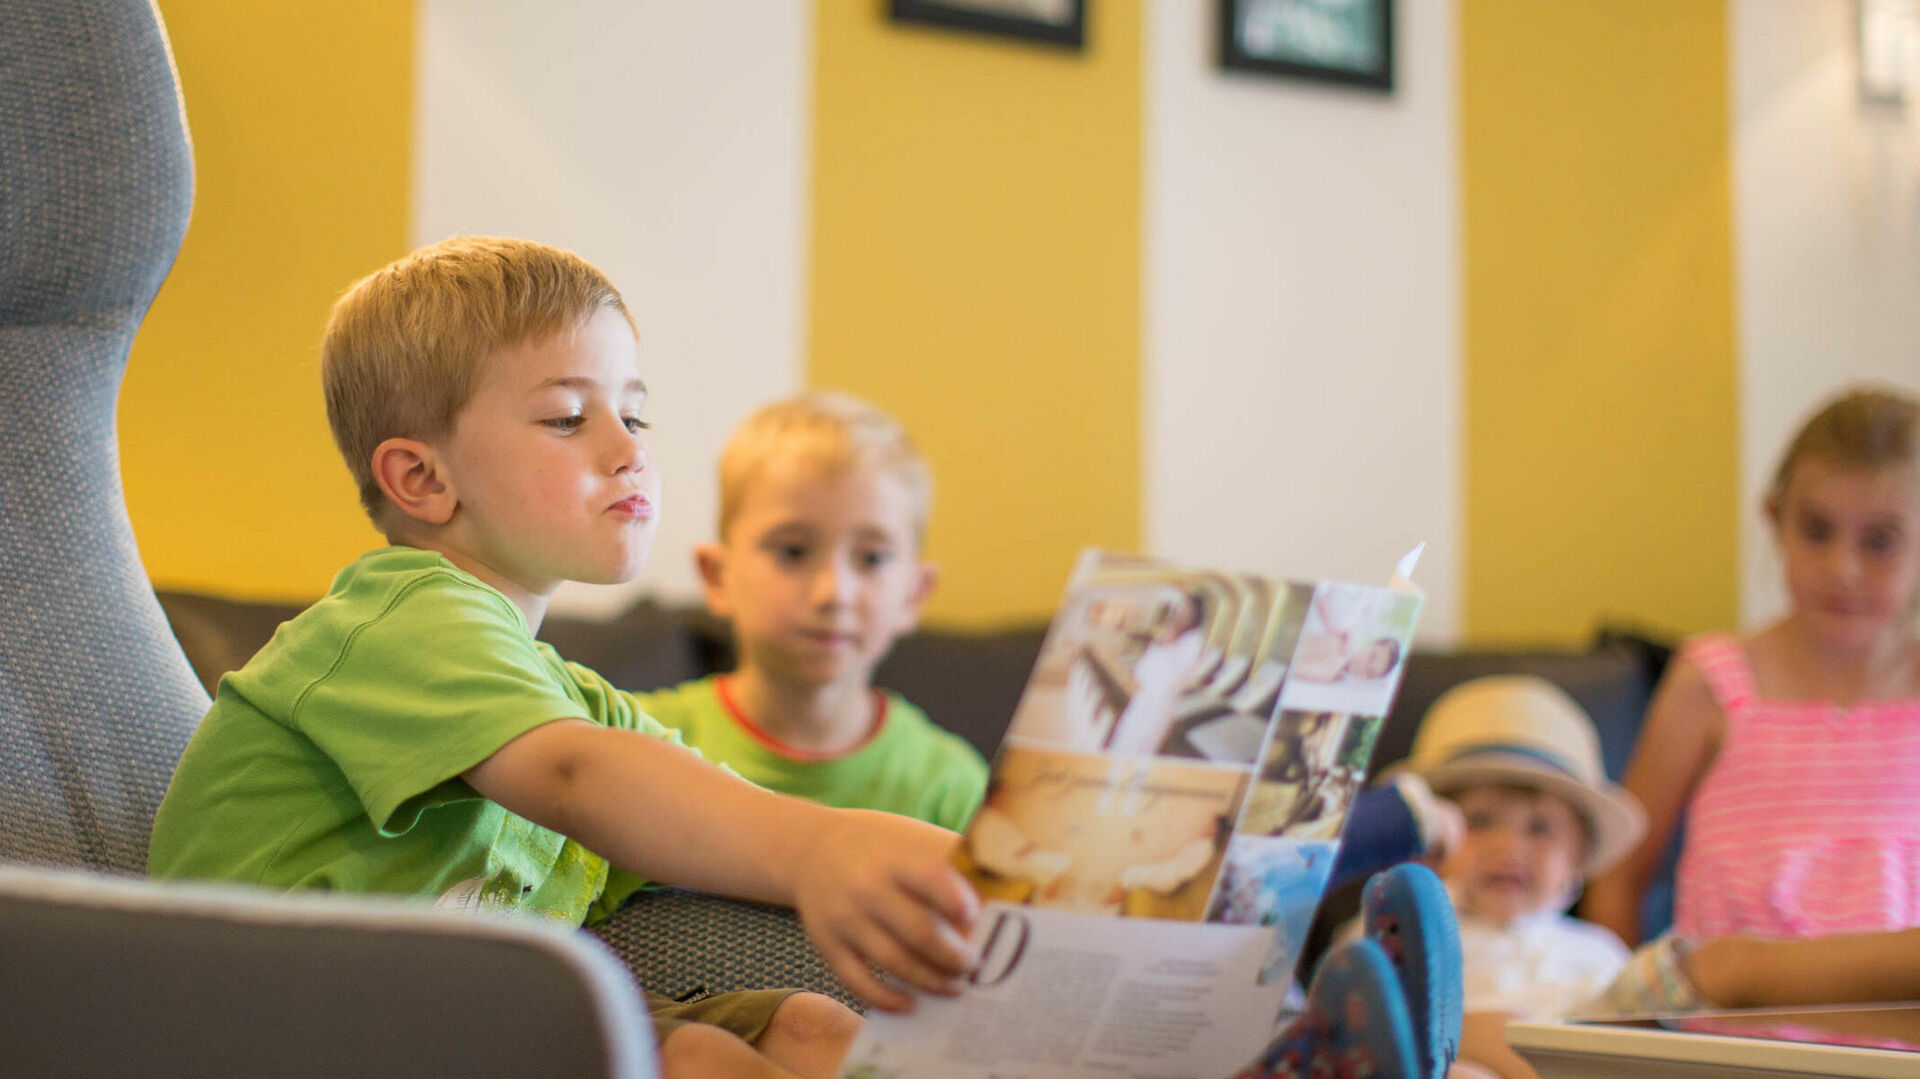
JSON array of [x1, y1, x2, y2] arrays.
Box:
[[0, 0, 202, 878], [0, 2, 656, 1072]]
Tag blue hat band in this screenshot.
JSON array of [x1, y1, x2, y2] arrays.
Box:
[[1443, 742, 1581, 779]]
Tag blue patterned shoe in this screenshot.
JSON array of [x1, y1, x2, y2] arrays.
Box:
[[1361, 863, 1462, 1079], [1232, 937, 1419, 1079]]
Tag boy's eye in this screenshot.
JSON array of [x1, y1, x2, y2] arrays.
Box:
[[1796, 514, 1832, 544], [624, 415, 651, 433], [543, 415, 584, 433], [1862, 526, 1900, 556], [858, 548, 892, 570], [773, 543, 808, 564], [1464, 810, 1495, 832]]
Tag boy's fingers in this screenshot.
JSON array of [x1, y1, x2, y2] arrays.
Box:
[[820, 937, 915, 1013], [899, 859, 983, 934], [862, 881, 978, 980], [847, 915, 970, 998]]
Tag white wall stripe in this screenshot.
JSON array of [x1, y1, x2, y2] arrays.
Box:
[[1732, 0, 1920, 630], [414, 0, 810, 616], [1143, 0, 1461, 643]]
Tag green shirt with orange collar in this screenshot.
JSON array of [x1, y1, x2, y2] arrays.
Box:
[[635, 675, 988, 833]]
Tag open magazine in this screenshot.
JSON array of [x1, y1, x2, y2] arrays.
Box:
[[840, 549, 1424, 1079]]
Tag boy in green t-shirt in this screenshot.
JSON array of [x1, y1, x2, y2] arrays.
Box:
[[148, 237, 979, 1079], [637, 393, 988, 832]]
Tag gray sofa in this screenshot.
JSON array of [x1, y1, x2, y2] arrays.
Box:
[[158, 592, 1669, 784], [157, 589, 1683, 967]]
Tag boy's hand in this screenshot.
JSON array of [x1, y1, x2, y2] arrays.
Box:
[[1391, 772, 1463, 866], [1423, 796, 1465, 867], [462, 721, 980, 1011], [791, 809, 981, 1013]]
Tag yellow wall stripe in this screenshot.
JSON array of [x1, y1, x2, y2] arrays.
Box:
[[121, 2, 411, 600], [809, 1, 1141, 626], [122, 2, 1750, 642], [1461, 0, 1739, 644]]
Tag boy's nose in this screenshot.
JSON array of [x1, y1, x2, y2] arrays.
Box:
[[810, 558, 856, 607], [608, 430, 648, 475]]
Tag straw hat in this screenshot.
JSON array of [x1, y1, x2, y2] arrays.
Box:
[[1407, 675, 1646, 875]]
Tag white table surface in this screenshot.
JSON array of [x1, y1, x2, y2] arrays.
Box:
[[1507, 1005, 1920, 1079]]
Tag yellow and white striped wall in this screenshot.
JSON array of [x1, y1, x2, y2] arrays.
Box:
[[123, 0, 1919, 647]]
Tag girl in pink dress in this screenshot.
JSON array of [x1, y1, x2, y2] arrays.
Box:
[[1587, 387, 1920, 948]]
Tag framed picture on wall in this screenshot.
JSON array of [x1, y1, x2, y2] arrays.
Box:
[[1219, 0, 1394, 92], [889, 0, 1087, 51]]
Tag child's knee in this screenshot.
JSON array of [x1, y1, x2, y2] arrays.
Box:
[[658, 1020, 758, 1078], [761, 990, 860, 1052]]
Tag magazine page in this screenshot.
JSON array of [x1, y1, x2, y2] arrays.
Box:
[[840, 550, 1423, 1079]]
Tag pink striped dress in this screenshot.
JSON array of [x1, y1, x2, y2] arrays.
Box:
[[1673, 634, 1920, 941]]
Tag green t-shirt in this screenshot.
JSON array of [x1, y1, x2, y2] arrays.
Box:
[[635, 675, 988, 833], [148, 546, 688, 925]]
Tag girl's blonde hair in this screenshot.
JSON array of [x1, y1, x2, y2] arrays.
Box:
[[717, 391, 931, 542], [321, 236, 636, 525], [1768, 386, 1919, 507]]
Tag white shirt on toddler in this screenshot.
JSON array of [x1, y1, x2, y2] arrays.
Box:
[[1457, 906, 1630, 1020]]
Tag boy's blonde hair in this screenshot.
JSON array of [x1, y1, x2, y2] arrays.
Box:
[[718, 391, 932, 542], [321, 235, 637, 525], [1768, 385, 1919, 506]]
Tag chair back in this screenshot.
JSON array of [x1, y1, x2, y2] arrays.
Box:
[[0, 0, 208, 873]]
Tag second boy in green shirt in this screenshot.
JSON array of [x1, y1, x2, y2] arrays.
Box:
[[641, 393, 988, 832]]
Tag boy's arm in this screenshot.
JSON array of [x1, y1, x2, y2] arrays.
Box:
[[1459, 1012, 1541, 1079], [1325, 775, 1462, 891], [1581, 655, 1719, 945], [465, 718, 980, 1012]]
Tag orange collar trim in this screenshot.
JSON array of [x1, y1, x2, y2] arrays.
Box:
[[713, 675, 889, 763]]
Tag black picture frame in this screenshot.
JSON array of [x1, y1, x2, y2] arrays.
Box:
[[1219, 0, 1394, 93], [889, 0, 1087, 51]]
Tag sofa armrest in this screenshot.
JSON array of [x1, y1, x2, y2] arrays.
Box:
[[592, 887, 861, 1011], [0, 864, 657, 1077]]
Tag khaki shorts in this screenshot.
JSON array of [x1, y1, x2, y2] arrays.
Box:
[[645, 987, 802, 1047]]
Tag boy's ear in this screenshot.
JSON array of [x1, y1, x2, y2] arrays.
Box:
[[694, 542, 732, 617], [896, 560, 939, 633], [370, 437, 457, 526]]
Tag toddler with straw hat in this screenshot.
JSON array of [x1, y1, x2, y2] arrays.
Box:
[[1408, 674, 1647, 1018], [1397, 675, 1647, 1078]]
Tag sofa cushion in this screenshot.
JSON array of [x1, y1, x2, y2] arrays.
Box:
[[154, 590, 709, 699], [1373, 635, 1661, 783], [155, 586, 1044, 767], [874, 623, 1049, 762], [155, 590, 307, 697], [528, 600, 708, 695]]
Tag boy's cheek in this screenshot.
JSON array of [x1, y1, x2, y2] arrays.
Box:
[[1434, 848, 1471, 889]]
